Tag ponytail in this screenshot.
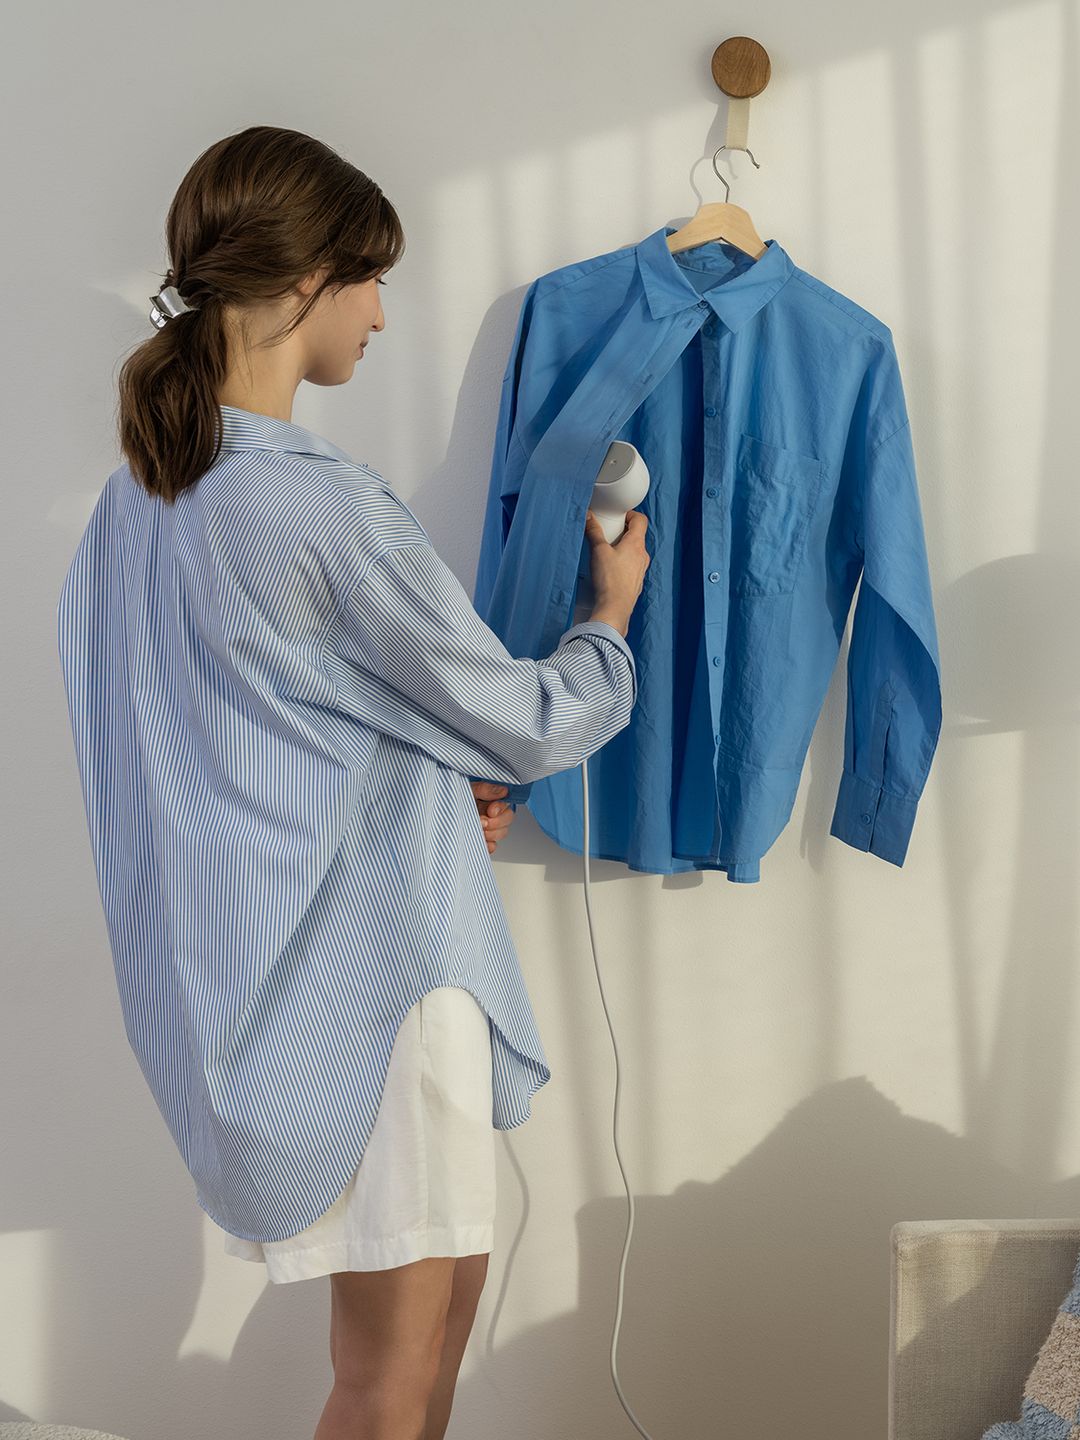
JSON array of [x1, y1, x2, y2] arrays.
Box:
[[117, 125, 405, 504]]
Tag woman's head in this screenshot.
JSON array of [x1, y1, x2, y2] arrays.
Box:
[[118, 125, 405, 503]]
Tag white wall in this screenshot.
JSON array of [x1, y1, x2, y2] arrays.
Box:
[[8, 0, 1080, 1435]]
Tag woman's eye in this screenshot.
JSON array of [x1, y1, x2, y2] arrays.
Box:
[[376, 278, 387, 286]]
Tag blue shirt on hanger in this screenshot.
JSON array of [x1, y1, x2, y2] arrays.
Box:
[[55, 404, 636, 1242], [471, 225, 943, 883]]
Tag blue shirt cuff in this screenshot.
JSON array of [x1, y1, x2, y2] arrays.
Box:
[[829, 769, 918, 867], [465, 773, 529, 807]]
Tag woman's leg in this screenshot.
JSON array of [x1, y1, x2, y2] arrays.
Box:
[[315, 1255, 456, 1440], [422, 1252, 490, 1440]]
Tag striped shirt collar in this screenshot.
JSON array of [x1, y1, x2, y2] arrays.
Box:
[[217, 403, 357, 465]]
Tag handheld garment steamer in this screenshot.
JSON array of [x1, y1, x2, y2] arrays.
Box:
[[574, 440, 658, 1440], [573, 440, 651, 618]]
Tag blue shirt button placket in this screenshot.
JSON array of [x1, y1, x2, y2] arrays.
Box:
[[700, 325, 727, 863], [703, 397, 723, 676]]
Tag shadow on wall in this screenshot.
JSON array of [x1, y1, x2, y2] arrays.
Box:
[[4, 1076, 1080, 1438]]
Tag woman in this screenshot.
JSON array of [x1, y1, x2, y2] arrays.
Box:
[[56, 124, 647, 1440]]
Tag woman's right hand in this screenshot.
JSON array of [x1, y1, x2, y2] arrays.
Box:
[[584, 509, 650, 632]]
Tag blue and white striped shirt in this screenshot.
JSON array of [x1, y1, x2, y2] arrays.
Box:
[[56, 403, 637, 1242]]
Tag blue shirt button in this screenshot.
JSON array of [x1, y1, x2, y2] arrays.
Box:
[[860, 812, 872, 824], [712, 655, 722, 667], [705, 406, 717, 417], [708, 571, 720, 583], [706, 486, 719, 498]]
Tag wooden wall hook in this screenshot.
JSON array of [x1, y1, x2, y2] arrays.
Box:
[[711, 37, 771, 100]]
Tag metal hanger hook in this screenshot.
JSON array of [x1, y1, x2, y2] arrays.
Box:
[[711, 143, 761, 201]]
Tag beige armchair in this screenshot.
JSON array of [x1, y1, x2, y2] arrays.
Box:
[[890, 1219, 1080, 1440]]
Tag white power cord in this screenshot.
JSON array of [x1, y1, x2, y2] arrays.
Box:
[[579, 754, 657, 1440]]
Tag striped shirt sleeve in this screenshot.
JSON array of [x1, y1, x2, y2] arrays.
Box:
[[320, 537, 637, 786]]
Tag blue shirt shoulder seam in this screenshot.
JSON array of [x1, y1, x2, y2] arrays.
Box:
[[788, 269, 894, 343], [869, 417, 912, 458], [534, 247, 638, 305]]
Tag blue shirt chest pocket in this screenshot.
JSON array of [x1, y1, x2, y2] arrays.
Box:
[[731, 433, 827, 597]]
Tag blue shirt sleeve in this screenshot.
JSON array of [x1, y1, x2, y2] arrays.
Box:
[[829, 339, 942, 867], [474, 279, 540, 620], [321, 536, 637, 794]]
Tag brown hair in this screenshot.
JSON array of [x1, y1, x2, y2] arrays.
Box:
[[117, 125, 405, 505]]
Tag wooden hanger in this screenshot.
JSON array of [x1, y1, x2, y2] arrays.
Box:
[[665, 166, 765, 260], [666, 36, 771, 261]]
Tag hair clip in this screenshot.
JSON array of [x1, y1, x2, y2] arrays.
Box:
[[149, 284, 198, 329]]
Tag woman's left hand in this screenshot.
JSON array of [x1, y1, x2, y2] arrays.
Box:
[[470, 781, 516, 854]]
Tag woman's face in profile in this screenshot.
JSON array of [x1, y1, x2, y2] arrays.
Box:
[[302, 270, 387, 387], [337, 273, 386, 361]]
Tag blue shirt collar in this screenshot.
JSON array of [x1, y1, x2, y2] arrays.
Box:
[[217, 404, 357, 464], [635, 225, 794, 329]]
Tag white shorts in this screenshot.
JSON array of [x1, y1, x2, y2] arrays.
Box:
[[216, 985, 496, 1283]]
